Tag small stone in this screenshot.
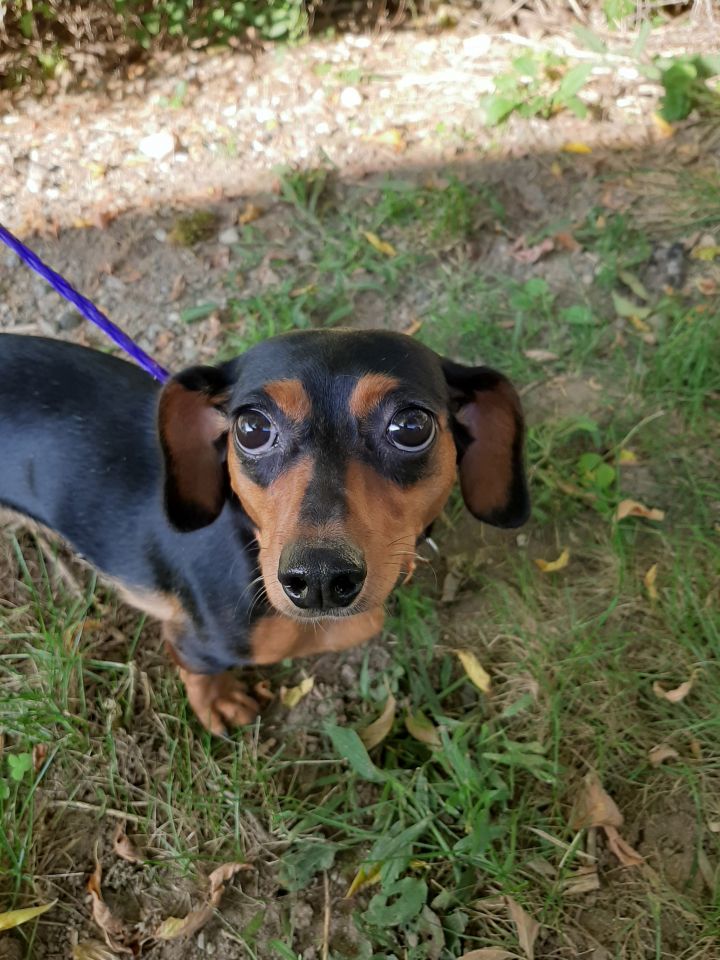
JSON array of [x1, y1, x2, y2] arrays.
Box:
[[219, 227, 240, 245], [138, 130, 175, 160], [57, 309, 82, 331], [196, 931, 205, 950], [339, 86, 362, 110], [154, 229, 167, 243]]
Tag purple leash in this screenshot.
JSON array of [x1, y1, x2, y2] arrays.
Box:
[[0, 222, 170, 383]]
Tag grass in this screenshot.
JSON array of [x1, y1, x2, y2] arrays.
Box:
[[2, 154, 720, 958]]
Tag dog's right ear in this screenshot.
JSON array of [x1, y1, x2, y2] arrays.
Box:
[[157, 366, 231, 532]]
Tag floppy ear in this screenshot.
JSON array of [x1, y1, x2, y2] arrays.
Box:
[[442, 359, 530, 528], [157, 366, 231, 532]]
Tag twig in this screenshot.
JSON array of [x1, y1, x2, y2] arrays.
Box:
[[322, 871, 331, 960], [48, 799, 142, 823]]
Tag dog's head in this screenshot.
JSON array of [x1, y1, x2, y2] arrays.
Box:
[[158, 330, 529, 620]]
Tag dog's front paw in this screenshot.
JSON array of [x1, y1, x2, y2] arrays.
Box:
[[179, 669, 260, 736]]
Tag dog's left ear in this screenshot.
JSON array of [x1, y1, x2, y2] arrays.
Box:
[[157, 366, 231, 532], [442, 359, 530, 528]]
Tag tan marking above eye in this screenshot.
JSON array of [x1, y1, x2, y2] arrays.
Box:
[[264, 379, 311, 422], [348, 373, 400, 419]]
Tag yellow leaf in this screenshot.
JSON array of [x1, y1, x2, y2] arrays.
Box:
[[618, 448, 638, 465], [455, 650, 492, 694], [402, 318, 422, 336], [289, 283, 316, 298], [405, 710, 441, 747], [534, 548, 570, 573], [627, 314, 652, 334], [73, 941, 122, 960], [0, 901, 57, 931], [651, 113, 674, 139], [363, 231, 397, 257], [359, 694, 397, 749], [691, 245, 720, 261], [550, 161, 563, 178], [644, 563, 658, 601], [362, 128, 407, 152], [562, 141, 592, 154], [237, 203, 264, 225], [653, 672, 697, 704], [615, 499, 665, 522], [345, 861, 382, 898], [280, 676, 314, 708]]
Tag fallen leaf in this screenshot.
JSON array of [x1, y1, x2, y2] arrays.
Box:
[[402, 318, 422, 336], [87, 859, 134, 953], [280, 676, 314, 708], [458, 951, 515, 960], [363, 231, 397, 257], [648, 744, 679, 766], [570, 773, 644, 868], [534, 548, 570, 573], [697, 276, 717, 296], [155, 862, 251, 940], [618, 270, 651, 302], [562, 865, 600, 896], [603, 825, 644, 867], [345, 861, 383, 898], [691, 244, 720, 262], [73, 941, 122, 960], [615, 499, 665, 522], [405, 710, 441, 748], [653, 672, 697, 703], [524, 349, 559, 363], [112, 822, 142, 864], [562, 141, 592, 154], [509, 235, 554, 264], [169, 274, 186, 302], [253, 680, 274, 701], [0, 901, 57, 931], [505, 896, 539, 960], [618, 448, 639, 465], [359, 694, 397, 749], [32, 742, 48, 773], [289, 283, 316, 298], [571, 772, 623, 830], [652, 112, 674, 139], [237, 203, 264, 225], [612, 292, 652, 321], [362, 128, 407, 152], [553, 231, 581, 252], [644, 564, 658, 601], [455, 650, 492, 694]]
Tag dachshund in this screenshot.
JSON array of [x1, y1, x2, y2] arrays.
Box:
[[0, 330, 529, 733]]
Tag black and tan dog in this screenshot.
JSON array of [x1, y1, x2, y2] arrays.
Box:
[[0, 330, 529, 733]]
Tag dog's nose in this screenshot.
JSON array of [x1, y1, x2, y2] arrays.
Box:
[[278, 544, 366, 611]]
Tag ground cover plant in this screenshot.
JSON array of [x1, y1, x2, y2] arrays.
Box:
[[1, 9, 720, 960]]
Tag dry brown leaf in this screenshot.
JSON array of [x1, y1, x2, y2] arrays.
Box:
[[169, 274, 186, 302], [648, 744, 679, 767], [280, 676, 314, 708], [509, 236, 554, 264], [505, 896, 539, 960], [455, 650, 492, 694], [534, 548, 570, 573], [571, 772, 623, 830], [87, 860, 134, 954], [237, 203, 264, 225], [405, 711, 441, 748], [73, 941, 122, 960], [553, 231, 581, 252], [562, 865, 600, 896], [32, 742, 48, 773], [644, 563, 659, 601], [363, 231, 397, 257], [112, 822, 142, 864], [253, 680, 274, 702], [359, 694, 397, 749], [615, 499, 665, 522], [653, 672, 697, 703], [458, 951, 516, 960], [155, 862, 251, 940], [604, 825, 644, 867], [524, 349, 559, 363], [0, 901, 56, 931]]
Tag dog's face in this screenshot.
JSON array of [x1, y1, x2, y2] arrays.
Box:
[[159, 330, 529, 621]]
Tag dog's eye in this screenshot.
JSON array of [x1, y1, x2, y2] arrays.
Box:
[[235, 410, 278, 454], [386, 408, 435, 452]]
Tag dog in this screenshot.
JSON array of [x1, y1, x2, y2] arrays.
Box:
[[0, 330, 529, 734]]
